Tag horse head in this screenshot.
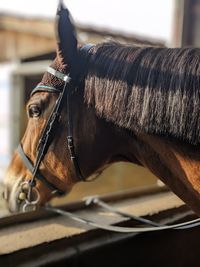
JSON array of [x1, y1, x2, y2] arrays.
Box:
[[3, 3, 124, 212]]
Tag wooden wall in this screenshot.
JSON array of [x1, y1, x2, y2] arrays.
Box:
[[0, 14, 164, 62], [182, 0, 200, 46], [0, 15, 55, 61]]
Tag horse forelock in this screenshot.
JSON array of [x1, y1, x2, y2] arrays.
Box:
[[84, 42, 200, 145]]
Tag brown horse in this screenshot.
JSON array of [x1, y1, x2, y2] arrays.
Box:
[[4, 3, 200, 216]]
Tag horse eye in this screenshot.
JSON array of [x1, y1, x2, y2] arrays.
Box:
[[28, 105, 41, 118]]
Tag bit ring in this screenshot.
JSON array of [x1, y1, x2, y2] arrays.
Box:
[[20, 181, 40, 212]]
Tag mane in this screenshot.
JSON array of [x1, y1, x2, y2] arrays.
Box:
[[84, 42, 200, 145]]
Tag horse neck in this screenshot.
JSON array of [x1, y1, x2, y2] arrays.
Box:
[[131, 133, 200, 216], [74, 97, 200, 216], [72, 96, 141, 177], [100, 120, 200, 217]]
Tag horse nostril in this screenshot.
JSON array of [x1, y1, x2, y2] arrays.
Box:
[[2, 186, 9, 201]]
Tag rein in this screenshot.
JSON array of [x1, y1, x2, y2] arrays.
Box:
[[17, 44, 94, 211], [45, 195, 200, 233]]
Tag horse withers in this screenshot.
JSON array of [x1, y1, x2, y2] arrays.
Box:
[[4, 2, 200, 216]]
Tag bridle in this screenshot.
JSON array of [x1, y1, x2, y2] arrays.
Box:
[[17, 44, 94, 211]]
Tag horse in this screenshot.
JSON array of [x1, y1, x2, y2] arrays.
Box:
[[3, 2, 200, 216]]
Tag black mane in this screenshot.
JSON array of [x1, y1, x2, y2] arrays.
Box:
[[84, 42, 200, 145]]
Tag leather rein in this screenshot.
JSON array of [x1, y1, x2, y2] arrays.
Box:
[[17, 44, 93, 211]]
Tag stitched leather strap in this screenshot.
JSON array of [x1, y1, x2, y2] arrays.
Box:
[[18, 144, 65, 196]]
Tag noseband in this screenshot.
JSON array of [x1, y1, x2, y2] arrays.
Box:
[[17, 44, 94, 211]]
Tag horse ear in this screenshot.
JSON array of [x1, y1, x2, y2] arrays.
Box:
[[56, 0, 78, 74]]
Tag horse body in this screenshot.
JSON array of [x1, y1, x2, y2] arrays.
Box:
[[4, 3, 200, 216]]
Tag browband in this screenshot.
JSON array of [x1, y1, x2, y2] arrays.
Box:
[[47, 67, 71, 82], [32, 44, 94, 96], [31, 85, 61, 96]]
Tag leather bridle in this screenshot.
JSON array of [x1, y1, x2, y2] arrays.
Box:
[[17, 44, 94, 211]]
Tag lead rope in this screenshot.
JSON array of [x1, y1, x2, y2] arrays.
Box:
[[45, 196, 200, 233]]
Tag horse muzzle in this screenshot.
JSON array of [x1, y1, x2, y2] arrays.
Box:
[[3, 178, 40, 213]]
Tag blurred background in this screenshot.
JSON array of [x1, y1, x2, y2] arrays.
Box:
[[0, 0, 196, 206]]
